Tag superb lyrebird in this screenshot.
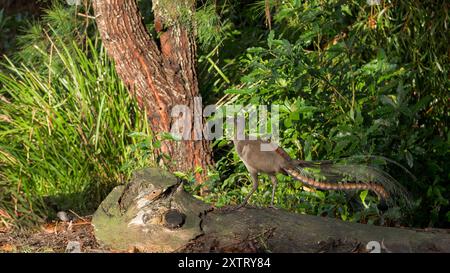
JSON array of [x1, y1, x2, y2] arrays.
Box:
[[230, 116, 410, 210]]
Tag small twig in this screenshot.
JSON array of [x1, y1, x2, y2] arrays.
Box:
[[77, 12, 96, 20], [69, 222, 91, 227], [68, 210, 87, 222]]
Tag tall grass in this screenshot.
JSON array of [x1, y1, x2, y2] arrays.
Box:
[[0, 35, 155, 230]]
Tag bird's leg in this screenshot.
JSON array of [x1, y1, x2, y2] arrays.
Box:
[[269, 175, 278, 208], [234, 171, 259, 210]]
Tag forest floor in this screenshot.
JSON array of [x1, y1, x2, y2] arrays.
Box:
[[1, 215, 449, 253], [0, 216, 113, 253]]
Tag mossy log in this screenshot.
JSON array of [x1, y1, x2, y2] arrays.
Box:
[[92, 168, 450, 253]]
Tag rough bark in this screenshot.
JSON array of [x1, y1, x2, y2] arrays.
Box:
[[92, 0, 212, 181], [92, 168, 450, 253]]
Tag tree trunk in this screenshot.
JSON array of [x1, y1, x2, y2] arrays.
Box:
[[92, 0, 213, 182]]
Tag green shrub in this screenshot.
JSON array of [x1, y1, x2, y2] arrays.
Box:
[[200, 0, 449, 227], [0, 35, 154, 230]]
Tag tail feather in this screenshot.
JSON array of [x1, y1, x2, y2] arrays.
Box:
[[283, 167, 390, 200], [277, 145, 412, 206]]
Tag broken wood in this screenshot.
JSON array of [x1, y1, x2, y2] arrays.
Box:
[[92, 168, 450, 253]]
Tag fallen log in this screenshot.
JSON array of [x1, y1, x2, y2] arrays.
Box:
[[91, 168, 450, 253]]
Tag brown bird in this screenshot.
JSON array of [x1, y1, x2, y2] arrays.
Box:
[[231, 117, 409, 210]]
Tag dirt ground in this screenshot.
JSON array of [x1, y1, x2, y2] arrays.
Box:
[[0, 216, 112, 253]]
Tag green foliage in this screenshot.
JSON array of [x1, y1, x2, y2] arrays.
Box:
[[195, 3, 234, 51], [0, 32, 154, 230], [196, 0, 269, 104], [14, 2, 96, 73], [198, 0, 449, 227], [1, 0, 448, 230]]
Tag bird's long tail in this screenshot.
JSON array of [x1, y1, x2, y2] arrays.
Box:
[[282, 156, 412, 206], [283, 166, 389, 199]]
